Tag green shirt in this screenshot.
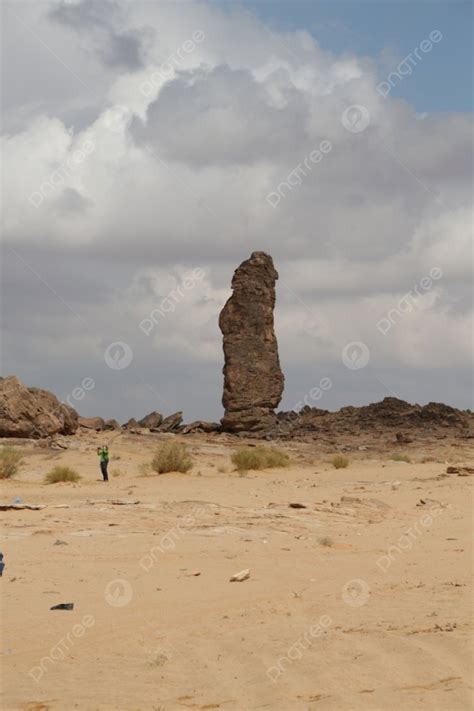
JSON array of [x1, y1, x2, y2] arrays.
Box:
[[98, 447, 109, 462]]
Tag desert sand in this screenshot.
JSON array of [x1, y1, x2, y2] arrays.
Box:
[[1, 431, 473, 711]]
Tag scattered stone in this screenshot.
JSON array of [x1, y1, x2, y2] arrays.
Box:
[[110, 499, 140, 506], [396, 432, 413, 444], [50, 603, 74, 611], [49, 438, 69, 450], [0, 376, 78, 438], [186, 571, 201, 577], [219, 252, 284, 433], [54, 540, 68, 546], [417, 498, 446, 508], [446, 465, 474, 476], [289, 503, 307, 509], [230, 568, 250, 582]]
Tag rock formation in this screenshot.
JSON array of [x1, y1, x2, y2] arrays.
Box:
[[274, 396, 473, 440], [152, 411, 183, 432], [138, 411, 163, 429], [78, 416, 105, 431], [0, 376, 78, 438], [219, 251, 284, 432]]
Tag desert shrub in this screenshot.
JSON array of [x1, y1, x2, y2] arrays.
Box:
[[151, 442, 192, 474], [391, 454, 411, 463], [45, 466, 81, 484], [231, 446, 289, 471], [0, 447, 24, 479], [331, 455, 349, 469], [319, 536, 334, 547]]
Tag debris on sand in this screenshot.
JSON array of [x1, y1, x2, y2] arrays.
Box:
[[0, 503, 46, 511], [50, 603, 74, 610], [446, 465, 474, 476], [230, 569, 250, 582]]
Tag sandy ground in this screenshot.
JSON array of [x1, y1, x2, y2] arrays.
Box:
[[1, 431, 473, 711]]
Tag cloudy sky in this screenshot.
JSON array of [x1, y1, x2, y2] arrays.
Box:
[[2, 0, 473, 423]]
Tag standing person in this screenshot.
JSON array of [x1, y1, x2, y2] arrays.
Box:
[[97, 444, 109, 481]]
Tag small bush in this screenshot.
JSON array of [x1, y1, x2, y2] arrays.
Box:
[[45, 466, 81, 484], [319, 536, 334, 547], [0, 447, 24, 479], [331, 455, 349, 469], [231, 446, 289, 471], [391, 454, 411, 463], [151, 442, 192, 474]]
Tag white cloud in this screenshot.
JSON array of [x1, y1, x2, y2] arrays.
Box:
[[2, 0, 472, 417]]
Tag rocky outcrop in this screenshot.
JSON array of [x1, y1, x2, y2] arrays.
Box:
[[151, 411, 183, 433], [181, 420, 220, 434], [0, 376, 78, 438], [138, 411, 163, 429], [219, 251, 284, 432], [78, 416, 105, 431], [123, 418, 140, 430], [104, 418, 120, 430], [272, 397, 473, 440]]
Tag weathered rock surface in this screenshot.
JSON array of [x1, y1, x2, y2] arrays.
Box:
[[181, 420, 220, 434], [219, 251, 284, 432], [138, 411, 163, 429], [272, 397, 473, 440], [123, 418, 140, 430], [152, 411, 183, 432], [0, 376, 78, 438], [78, 416, 105, 431], [104, 418, 120, 430]]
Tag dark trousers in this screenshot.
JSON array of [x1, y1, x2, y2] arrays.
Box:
[[100, 460, 109, 481]]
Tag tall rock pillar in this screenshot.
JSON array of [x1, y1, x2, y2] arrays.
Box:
[[219, 251, 284, 432]]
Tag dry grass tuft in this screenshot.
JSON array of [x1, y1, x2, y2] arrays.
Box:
[[391, 453, 411, 463], [0, 447, 24, 479], [151, 442, 192, 474], [45, 466, 81, 484], [231, 446, 289, 471], [319, 536, 334, 547], [331, 455, 349, 469]]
